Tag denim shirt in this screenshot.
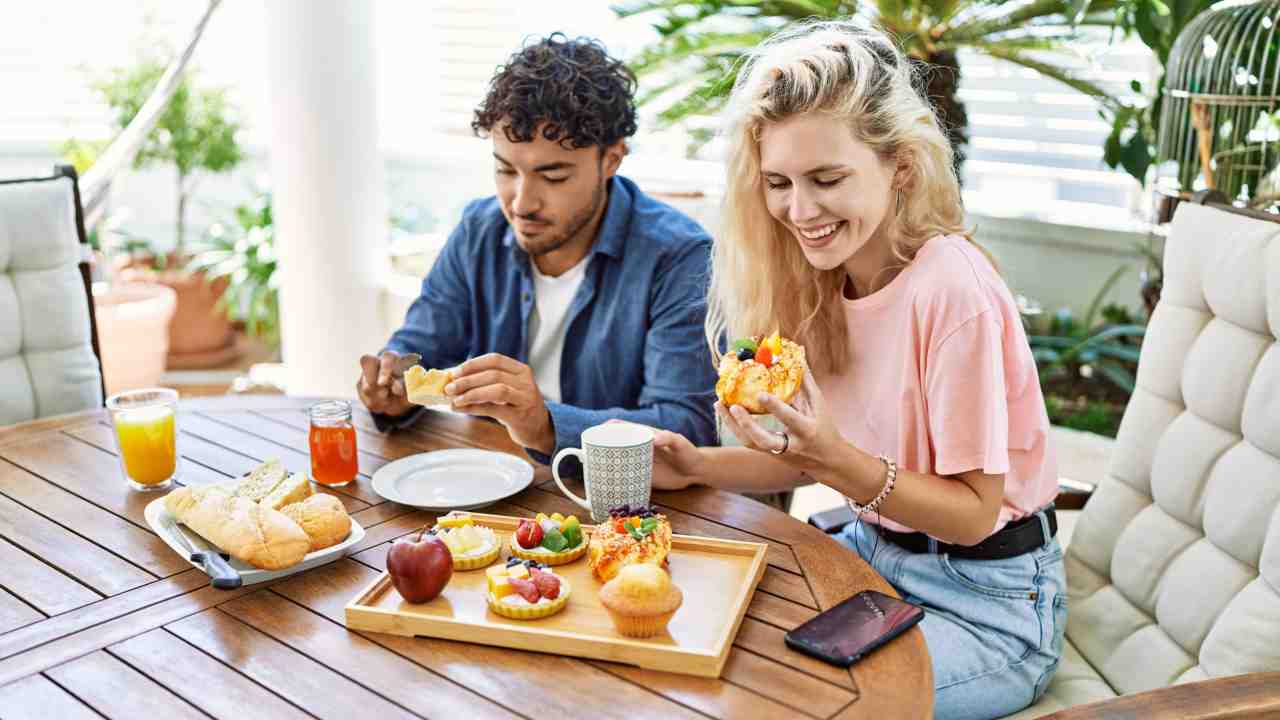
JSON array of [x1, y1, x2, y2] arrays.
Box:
[[381, 175, 719, 465]]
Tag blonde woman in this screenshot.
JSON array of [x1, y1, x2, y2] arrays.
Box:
[[646, 22, 1065, 720]]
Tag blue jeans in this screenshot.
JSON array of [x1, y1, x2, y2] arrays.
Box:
[[835, 512, 1067, 720]]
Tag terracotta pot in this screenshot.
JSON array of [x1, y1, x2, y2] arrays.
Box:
[[114, 254, 237, 367], [92, 282, 177, 395]]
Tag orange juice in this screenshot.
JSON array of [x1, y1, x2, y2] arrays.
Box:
[[113, 405, 177, 487]]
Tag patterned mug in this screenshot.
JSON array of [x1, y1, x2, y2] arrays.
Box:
[[552, 423, 654, 522]]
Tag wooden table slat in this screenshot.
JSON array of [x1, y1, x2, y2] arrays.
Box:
[[166, 609, 429, 720], [0, 471, 162, 590], [108, 628, 311, 720], [44, 650, 208, 720], [0, 673, 104, 720], [0, 537, 100, 616], [0, 571, 207, 663], [0, 587, 42, 637], [720, 647, 857, 718], [0, 580, 262, 687]]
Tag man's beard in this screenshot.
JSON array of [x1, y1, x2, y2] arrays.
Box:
[[519, 181, 605, 257]]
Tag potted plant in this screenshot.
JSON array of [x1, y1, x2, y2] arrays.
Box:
[[86, 53, 245, 367], [1025, 267, 1147, 437], [188, 188, 280, 351]]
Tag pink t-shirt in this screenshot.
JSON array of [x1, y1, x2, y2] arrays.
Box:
[[818, 234, 1057, 538]]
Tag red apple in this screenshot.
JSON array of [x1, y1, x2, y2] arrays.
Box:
[[386, 528, 453, 603]]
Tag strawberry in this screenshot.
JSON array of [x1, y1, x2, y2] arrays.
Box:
[[754, 345, 773, 367], [532, 571, 560, 599], [515, 520, 543, 549], [509, 577, 541, 603]]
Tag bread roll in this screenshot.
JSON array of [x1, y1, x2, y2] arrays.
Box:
[[165, 486, 309, 570], [280, 494, 352, 551]]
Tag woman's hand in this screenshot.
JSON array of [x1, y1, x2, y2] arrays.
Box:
[[604, 421, 704, 490], [716, 361, 847, 476]]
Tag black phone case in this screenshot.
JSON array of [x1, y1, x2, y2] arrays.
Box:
[[783, 592, 925, 667]]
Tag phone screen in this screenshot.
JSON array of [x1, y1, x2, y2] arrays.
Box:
[[785, 590, 924, 666]]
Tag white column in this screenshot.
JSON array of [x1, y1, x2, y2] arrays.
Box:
[[263, 0, 387, 397]]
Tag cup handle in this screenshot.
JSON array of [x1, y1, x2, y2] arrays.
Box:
[[551, 448, 592, 512]]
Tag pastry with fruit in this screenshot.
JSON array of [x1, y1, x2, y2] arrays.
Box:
[[588, 504, 673, 583], [387, 527, 453, 603], [598, 564, 683, 638], [432, 512, 500, 570], [508, 512, 588, 565], [485, 557, 571, 620], [715, 332, 805, 414]]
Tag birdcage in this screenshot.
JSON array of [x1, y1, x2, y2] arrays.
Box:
[[1155, 0, 1280, 211]]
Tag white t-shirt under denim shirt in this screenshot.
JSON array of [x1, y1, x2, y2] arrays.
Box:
[[527, 254, 591, 404]]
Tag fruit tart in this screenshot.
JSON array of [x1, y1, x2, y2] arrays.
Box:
[[715, 332, 805, 415], [433, 512, 500, 570], [508, 512, 588, 566], [588, 504, 673, 583], [485, 558, 571, 620]]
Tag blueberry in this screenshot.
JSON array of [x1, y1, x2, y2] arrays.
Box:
[[737, 347, 754, 361]]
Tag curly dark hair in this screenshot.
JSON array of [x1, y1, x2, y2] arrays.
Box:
[[472, 33, 638, 150]]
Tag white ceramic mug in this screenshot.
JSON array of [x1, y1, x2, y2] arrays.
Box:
[[552, 423, 654, 522]]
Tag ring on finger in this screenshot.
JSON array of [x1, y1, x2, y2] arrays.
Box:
[[769, 431, 789, 455]]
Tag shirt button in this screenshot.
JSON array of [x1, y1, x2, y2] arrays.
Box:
[[522, 292, 530, 302]]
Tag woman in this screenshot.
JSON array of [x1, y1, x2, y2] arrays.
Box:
[[648, 21, 1066, 720]]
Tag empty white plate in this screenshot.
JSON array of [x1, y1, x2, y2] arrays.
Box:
[[370, 449, 534, 510]]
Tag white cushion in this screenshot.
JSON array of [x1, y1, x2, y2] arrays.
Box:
[[1003, 201, 1280, 718], [0, 175, 102, 425]]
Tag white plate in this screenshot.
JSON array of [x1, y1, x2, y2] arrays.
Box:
[[144, 496, 366, 585], [370, 449, 534, 510]]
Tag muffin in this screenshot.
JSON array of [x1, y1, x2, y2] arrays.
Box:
[[598, 564, 683, 638]]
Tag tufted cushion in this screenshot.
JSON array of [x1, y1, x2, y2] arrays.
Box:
[[1003, 202, 1280, 718], [0, 175, 102, 425]]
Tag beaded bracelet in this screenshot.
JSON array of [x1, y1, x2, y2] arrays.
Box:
[[846, 454, 897, 516]]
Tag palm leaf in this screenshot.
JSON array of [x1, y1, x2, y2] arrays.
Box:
[[974, 44, 1122, 112]]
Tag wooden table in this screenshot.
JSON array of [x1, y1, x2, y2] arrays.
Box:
[[0, 396, 932, 719]]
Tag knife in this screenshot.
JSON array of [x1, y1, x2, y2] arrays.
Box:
[[164, 517, 243, 590]]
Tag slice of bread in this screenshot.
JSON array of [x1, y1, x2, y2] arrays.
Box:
[[233, 459, 288, 502], [404, 365, 453, 406], [260, 472, 313, 511]]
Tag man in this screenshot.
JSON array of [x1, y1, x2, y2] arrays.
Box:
[[358, 33, 718, 465]]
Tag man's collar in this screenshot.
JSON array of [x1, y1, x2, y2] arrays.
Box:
[[502, 176, 631, 260]]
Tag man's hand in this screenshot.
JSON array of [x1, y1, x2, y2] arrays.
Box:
[[357, 351, 414, 418], [447, 353, 555, 455]]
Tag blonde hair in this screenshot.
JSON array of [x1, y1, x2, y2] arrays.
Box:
[[706, 21, 986, 375]]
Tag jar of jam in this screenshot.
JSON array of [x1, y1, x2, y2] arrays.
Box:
[[308, 400, 358, 487]]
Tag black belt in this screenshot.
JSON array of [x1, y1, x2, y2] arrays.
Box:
[[878, 507, 1057, 561]]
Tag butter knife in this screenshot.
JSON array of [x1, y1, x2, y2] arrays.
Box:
[[163, 516, 242, 589]]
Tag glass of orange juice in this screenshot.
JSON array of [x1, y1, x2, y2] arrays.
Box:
[[107, 388, 180, 492]]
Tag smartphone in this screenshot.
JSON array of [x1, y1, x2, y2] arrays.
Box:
[[784, 590, 925, 667]]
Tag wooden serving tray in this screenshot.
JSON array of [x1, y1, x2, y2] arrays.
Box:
[[344, 512, 768, 677]]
